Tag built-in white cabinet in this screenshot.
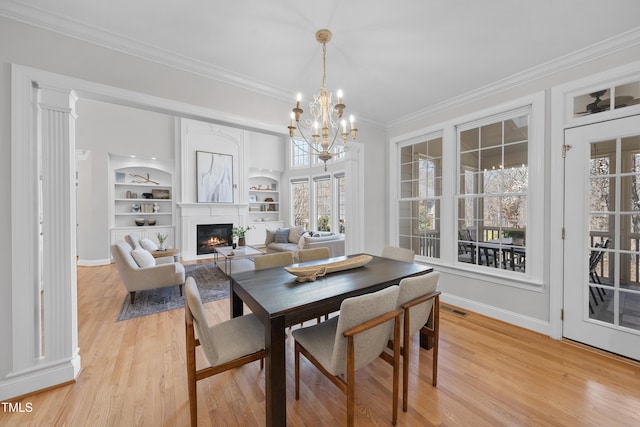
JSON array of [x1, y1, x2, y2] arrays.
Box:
[[110, 155, 175, 249], [248, 175, 280, 222]]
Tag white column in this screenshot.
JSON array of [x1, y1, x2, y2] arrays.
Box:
[[39, 84, 79, 366], [2, 72, 80, 399]]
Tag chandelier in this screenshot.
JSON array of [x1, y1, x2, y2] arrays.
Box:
[[288, 29, 357, 171]]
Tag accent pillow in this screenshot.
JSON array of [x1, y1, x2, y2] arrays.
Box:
[[274, 228, 290, 243], [265, 229, 276, 245], [140, 238, 159, 251], [131, 248, 156, 268], [288, 226, 304, 243]]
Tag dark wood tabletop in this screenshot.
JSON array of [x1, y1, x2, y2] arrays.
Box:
[[230, 253, 433, 426]]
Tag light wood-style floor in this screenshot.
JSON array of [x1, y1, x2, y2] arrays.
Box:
[[3, 260, 640, 426]]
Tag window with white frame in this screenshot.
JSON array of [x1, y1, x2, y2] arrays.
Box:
[[314, 176, 332, 231], [457, 111, 529, 273], [336, 173, 346, 234], [291, 178, 310, 230], [398, 135, 442, 258], [291, 139, 310, 168]]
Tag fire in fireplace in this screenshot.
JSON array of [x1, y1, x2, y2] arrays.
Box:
[[197, 223, 233, 255]]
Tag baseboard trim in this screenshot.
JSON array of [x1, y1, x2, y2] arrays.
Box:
[[77, 258, 111, 267], [441, 293, 552, 337], [0, 355, 81, 401]]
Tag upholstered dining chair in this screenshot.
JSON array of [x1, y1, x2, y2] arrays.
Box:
[[184, 277, 265, 426], [298, 247, 331, 263], [292, 286, 402, 426], [380, 271, 440, 412], [382, 246, 415, 263], [253, 251, 294, 270]]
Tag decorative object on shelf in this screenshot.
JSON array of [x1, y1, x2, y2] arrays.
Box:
[[129, 173, 159, 185], [142, 192, 153, 199], [231, 225, 254, 247], [196, 151, 233, 203], [285, 254, 372, 282], [249, 194, 257, 202], [156, 233, 168, 251], [135, 218, 145, 226], [153, 203, 159, 213], [131, 203, 141, 213], [288, 29, 358, 171], [151, 189, 170, 199], [147, 219, 156, 226]]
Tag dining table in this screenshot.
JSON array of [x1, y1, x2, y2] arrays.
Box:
[[230, 253, 433, 426]]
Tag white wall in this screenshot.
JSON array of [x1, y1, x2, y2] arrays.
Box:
[[75, 98, 175, 264]]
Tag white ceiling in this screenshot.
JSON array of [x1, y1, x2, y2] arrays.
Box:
[[2, 0, 640, 125]]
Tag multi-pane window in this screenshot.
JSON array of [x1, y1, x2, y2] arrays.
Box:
[[291, 178, 310, 230], [398, 136, 442, 258], [315, 176, 332, 231], [457, 112, 529, 272], [291, 139, 310, 168], [336, 173, 346, 234]]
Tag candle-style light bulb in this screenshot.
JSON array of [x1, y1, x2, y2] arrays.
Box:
[[349, 115, 355, 129], [296, 93, 301, 108], [337, 89, 343, 104], [342, 119, 347, 134]]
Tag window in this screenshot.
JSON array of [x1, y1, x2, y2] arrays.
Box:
[[315, 176, 332, 231], [457, 112, 529, 273], [291, 178, 310, 230], [336, 173, 346, 234], [398, 136, 442, 258], [291, 139, 310, 168]]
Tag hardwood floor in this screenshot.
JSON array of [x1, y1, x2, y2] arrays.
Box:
[[2, 261, 640, 426]]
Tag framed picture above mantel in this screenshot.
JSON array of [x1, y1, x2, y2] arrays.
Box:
[[196, 151, 234, 203]]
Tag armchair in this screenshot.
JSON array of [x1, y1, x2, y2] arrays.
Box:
[[111, 240, 185, 304]]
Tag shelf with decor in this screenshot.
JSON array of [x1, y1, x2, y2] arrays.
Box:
[[248, 175, 280, 222], [110, 155, 175, 250]]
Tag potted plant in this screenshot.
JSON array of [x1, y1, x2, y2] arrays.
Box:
[[231, 226, 254, 247], [156, 232, 168, 251], [504, 229, 525, 246]]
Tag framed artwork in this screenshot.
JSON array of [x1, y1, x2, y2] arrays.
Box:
[[196, 151, 234, 203], [248, 194, 258, 202]]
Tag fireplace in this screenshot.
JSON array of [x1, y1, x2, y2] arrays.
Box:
[[197, 223, 233, 255]]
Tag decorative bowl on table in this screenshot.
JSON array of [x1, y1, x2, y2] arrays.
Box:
[[134, 218, 145, 226], [285, 254, 373, 282]]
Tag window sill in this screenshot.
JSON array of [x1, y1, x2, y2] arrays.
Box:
[[416, 257, 544, 291]]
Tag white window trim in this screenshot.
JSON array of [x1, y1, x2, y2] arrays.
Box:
[[390, 91, 545, 289]]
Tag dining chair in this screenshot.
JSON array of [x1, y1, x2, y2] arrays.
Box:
[[184, 277, 265, 426], [293, 286, 402, 426], [298, 247, 331, 263], [380, 271, 440, 411], [253, 251, 294, 270], [382, 245, 415, 263]]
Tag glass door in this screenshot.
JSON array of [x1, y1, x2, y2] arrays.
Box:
[[563, 114, 640, 360]]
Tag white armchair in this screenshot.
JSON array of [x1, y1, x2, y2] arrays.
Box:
[[111, 240, 185, 304]]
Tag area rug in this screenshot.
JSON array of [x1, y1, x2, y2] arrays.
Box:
[[116, 263, 229, 321]]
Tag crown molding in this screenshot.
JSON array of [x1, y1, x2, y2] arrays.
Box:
[[388, 26, 640, 130], [0, 0, 289, 101]]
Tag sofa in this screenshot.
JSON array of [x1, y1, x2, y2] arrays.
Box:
[[264, 225, 345, 259]]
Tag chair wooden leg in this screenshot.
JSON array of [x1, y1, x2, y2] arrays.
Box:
[[186, 320, 198, 426], [346, 336, 355, 427], [392, 317, 400, 425], [432, 297, 439, 387], [129, 291, 136, 305], [294, 342, 300, 400], [403, 310, 411, 412], [179, 283, 183, 296]]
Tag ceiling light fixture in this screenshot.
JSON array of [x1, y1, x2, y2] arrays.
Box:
[[288, 29, 357, 171]]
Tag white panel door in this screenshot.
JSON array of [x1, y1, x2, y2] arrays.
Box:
[[563, 114, 640, 360]]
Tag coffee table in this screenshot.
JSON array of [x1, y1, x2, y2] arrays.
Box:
[[214, 245, 263, 276]]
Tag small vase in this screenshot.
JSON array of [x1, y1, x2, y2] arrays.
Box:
[[158, 242, 165, 251], [238, 237, 246, 246]]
